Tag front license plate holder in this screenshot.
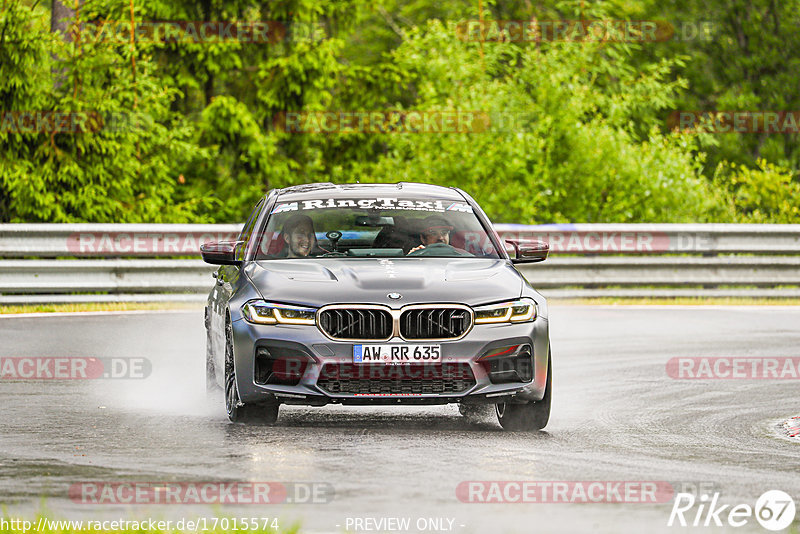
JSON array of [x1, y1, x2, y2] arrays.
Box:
[[353, 344, 441, 364]]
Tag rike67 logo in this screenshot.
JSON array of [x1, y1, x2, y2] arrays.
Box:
[[668, 490, 796, 530]]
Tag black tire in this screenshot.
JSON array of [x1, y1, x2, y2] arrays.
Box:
[[496, 350, 551, 431], [223, 317, 279, 425]]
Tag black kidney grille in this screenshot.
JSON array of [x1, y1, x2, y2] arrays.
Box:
[[400, 308, 471, 340], [318, 308, 393, 340]]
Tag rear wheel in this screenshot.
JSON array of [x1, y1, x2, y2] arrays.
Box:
[[223, 318, 279, 425], [496, 350, 551, 431]]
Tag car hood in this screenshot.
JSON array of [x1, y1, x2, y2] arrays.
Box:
[[244, 257, 523, 307]]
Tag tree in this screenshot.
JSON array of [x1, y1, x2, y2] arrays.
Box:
[[351, 20, 724, 223], [0, 0, 208, 222]]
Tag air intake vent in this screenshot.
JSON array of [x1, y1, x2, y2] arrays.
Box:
[[316, 363, 476, 395]]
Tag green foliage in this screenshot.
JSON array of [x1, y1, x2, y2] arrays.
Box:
[[186, 95, 285, 221], [0, 0, 798, 224], [355, 21, 722, 222], [0, 0, 209, 222], [628, 0, 800, 173], [714, 159, 800, 223]]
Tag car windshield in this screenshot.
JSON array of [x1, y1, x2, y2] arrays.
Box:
[[253, 197, 502, 259]]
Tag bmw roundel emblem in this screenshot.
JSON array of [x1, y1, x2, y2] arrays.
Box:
[[388, 292, 402, 300]]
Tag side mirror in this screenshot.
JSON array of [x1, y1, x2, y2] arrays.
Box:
[[200, 241, 243, 265], [506, 239, 549, 264]]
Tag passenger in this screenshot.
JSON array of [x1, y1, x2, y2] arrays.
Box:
[[281, 214, 319, 258]]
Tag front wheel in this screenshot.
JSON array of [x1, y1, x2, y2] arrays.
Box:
[[223, 318, 279, 425], [496, 350, 551, 431]]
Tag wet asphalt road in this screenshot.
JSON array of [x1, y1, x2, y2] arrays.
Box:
[[1, 306, 799, 533]]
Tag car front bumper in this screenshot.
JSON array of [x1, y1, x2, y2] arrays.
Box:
[[231, 315, 550, 406]]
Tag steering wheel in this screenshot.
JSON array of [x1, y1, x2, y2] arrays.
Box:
[[408, 243, 469, 256]]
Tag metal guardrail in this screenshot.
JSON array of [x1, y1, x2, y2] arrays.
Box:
[[3, 223, 800, 257], [0, 224, 240, 257], [496, 223, 800, 255], [0, 259, 210, 294], [1, 224, 799, 303]]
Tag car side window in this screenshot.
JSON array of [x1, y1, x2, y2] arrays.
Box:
[[237, 199, 264, 260]]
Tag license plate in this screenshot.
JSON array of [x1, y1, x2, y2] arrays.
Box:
[[353, 344, 441, 364]]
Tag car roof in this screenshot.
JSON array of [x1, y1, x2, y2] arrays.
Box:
[[274, 182, 466, 201]]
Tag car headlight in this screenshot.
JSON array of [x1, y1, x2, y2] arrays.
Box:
[[473, 298, 536, 324], [242, 300, 317, 325]]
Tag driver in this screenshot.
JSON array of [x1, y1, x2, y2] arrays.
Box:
[[407, 215, 455, 254], [281, 214, 319, 258]]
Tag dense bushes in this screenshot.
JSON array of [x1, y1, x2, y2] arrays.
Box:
[[1, 0, 797, 224]]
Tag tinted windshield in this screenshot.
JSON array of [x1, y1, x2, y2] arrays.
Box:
[[253, 197, 501, 259]]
